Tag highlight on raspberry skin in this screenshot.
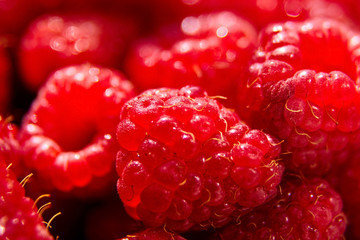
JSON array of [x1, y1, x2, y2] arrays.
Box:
[[19, 63, 135, 194], [125, 11, 257, 105], [18, 12, 139, 92], [237, 18, 360, 177], [116, 85, 284, 232], [0, 116, 24, 177], [214, 176, 347, 240]]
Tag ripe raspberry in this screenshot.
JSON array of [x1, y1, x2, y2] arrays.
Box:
[[118, 228, 187, 240], [19, 64, 135, 193], [327, 152, 360, 238], [19, 13, 138, 91], [126, 11, 257, 104], [116, 85, 284, 232], [216, 176, 347, 240], [0, 158, 54, 239], [237, 18, 360, 177], [0, 45, 11, 115]]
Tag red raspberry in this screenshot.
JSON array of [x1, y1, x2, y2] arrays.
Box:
[[117, 228, 187, 240], [0, 45, 11, 115], [126, 11, 257, 105], [216, 176, 347, 240], [237, 18, 360, 177], [328, 152, 360, 238], [19, 13, 138, 91], [19, 64, 135, 193], [116, 85, 284, 232], [0, 157, 54, 239]]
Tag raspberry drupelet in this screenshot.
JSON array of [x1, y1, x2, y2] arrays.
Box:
[[19, 64, 135, 193], [126, 11, 257, 105], [216, 176, 347, 240], [237, 18, 360, 177], [116, 85, 284, 232]]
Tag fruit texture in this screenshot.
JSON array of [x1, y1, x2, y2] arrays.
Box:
[[237, 18, 360, 177], [0, 160, 55, 240], [116, 85, 284, 232], [216, 176, 346, 240], [19, 13, 138, 91], [126, 11, 257, 104], [0, 118, 54, 240], [19, 64, 135, 193]]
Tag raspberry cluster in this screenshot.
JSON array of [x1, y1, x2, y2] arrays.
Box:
[[2, 0, 360, 239]]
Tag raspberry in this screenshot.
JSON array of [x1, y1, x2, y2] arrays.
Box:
[[328, 152, 360, 238], [116, 85, 284, 232], [237, 18, 360, 177], [19, 64, 135, 193], [0, 156, 54, 239], [126, 11, 257, 105], [216, 176, 347, 240], [118, 228, 187, 240], [19, 13, 138, 91]]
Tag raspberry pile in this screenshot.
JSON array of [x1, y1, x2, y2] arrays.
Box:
[[2, 0, 360, 239]]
